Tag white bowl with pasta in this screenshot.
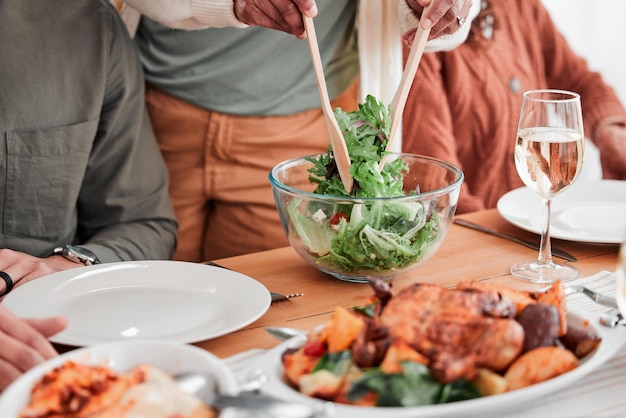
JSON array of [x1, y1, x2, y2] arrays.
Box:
[[0, 339, 238, 417]]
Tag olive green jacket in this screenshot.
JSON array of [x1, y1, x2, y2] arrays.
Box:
[[0, 0, 177, 261]]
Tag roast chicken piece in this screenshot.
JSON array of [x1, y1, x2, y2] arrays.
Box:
[[379, 283, 524, 383]]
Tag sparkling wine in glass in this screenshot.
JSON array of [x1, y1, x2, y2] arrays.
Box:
[[511, 89, 584, 283]]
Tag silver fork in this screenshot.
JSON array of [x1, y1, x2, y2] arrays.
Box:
[[271, 292, 304, 303], [205, 261, 303, 304], [564, 285, 618, 308]]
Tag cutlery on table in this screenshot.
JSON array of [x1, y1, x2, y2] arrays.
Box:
[[303, 15, 353, 193], [271, 292, 304, 303], [175, 371, 324, 417], [564, 284, 618, 308], [453, 218, 578, 262], [205, 260, 303, 304], [266, 326, 308, 341], [599, 307, 624, 328], [204, 260, 231, 269]]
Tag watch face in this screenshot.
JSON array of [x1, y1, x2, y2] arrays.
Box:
[[61, 245, 100, 265]]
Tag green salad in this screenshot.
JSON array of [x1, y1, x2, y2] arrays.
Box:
[[287, 95, 440, 274]]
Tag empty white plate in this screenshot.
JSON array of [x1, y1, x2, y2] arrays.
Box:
[[3, 261, 271, 346], [497, 180, 626, 244]]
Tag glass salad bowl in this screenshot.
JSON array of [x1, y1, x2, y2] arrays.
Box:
[[269, 153, 463, 282]]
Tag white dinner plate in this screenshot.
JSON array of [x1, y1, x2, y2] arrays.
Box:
[[497, 180, 626, 244], [3, 260, 271, 346], [245, 308, 626, 418], [0, 339, 239, 416]]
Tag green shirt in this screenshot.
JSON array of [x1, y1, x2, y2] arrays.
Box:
[[0, 0, 177, 261], [135, 0, 359, 116]]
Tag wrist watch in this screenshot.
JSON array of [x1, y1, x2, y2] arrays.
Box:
[[52, 244, 101, 266]]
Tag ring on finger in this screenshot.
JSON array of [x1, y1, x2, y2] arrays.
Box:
[[456, 15, 466, 27], [0, 271, 13, 297]]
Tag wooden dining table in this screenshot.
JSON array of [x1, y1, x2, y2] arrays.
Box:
[[189, 207, 626, 417], [196, 208, 621, 358], [41, 207, 623, 417]]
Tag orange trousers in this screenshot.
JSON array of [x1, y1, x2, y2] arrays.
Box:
[[144, 81, 358, 262]]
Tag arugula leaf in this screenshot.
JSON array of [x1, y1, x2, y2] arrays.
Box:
[[307, 95, 395, 198]]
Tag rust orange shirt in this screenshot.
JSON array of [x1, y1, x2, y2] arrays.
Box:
[[402, 0, 626, 213]]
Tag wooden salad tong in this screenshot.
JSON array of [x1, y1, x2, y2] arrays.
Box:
[[380, 3, 434, 170], [304, 3, 433, 179], [303, 15, 354, 193]]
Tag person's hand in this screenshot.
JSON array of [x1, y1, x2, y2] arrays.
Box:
[[0, 249, 81, 297], [405, 0, 474, 39], [595, 123, 626, 180], [234, 0, 318, 39], [0, 305, 68, 391]]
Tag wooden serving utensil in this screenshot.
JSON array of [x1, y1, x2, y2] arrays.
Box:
[[303, 15, 354, 193], [380, 3, 433, 170]]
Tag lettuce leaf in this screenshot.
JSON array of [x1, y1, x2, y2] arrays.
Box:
[[293, 95, 440, 273]]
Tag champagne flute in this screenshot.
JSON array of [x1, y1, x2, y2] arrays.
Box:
[[511, 89, 584, 283]]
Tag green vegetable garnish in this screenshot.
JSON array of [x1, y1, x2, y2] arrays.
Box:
[[312, 350, 353, 375], [308, 351, 480, 407], [289, 95, 440, 274], [348, 362, 480, 407], [353, 302, 378, 318]]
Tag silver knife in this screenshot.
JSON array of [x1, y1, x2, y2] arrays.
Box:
[[453, 219, 578, 262], [564, 285, 618, 308], [265, 326, 307, 341]]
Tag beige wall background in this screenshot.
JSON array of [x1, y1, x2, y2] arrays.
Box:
[[540, 0, 626, 179], [542, 0, 626, 104]]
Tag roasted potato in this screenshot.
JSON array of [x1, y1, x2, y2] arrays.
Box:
[[504, 346, 579, 391], [471, 368, 507, 396], [324, 306, 366, 353], [299, 370, 343, 399]]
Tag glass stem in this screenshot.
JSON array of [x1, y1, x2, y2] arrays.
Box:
[[538, 197, 553, 265]]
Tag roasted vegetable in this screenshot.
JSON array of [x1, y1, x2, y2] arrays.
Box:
[[324, 306, 366, 353], [471, 368, 507, 396], [504, 346, 579, 391], [535, 280, 568, 336], [516, 303, 560, 352], [281, 280, 598, 407], [559, 324, 602, 357]]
